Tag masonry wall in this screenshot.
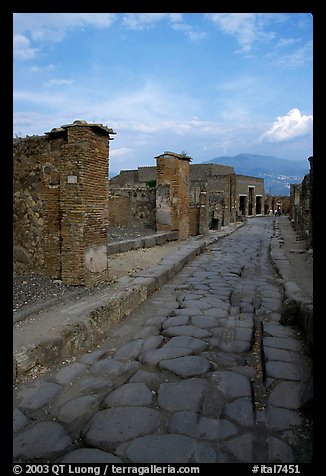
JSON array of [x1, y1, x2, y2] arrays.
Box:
[[190, 163, 234, 179], [234, 175, 265, 217], [13, 135, 63, 276], [290, 157, 313, 248], [156, 153, 190, 240], [58, 125, 110, 286], [13, 121, 114, 286], [108, 187, 156, 228]]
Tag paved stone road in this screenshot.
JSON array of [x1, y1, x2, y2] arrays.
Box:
[[13, 217, 312, 464]]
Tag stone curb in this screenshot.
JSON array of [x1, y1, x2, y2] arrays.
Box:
[[13, 223, 244, 382], [269, 229, 313, 353], [107, 231, 179, 255]]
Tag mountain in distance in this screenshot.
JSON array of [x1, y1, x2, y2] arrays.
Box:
[[202, 153, 310, 195]]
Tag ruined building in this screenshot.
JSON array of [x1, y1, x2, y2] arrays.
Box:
[[13, 120, 116, 286], [111, 159, 265, 234], [14, 120, 265, 286], [289, 156, 313, 249]]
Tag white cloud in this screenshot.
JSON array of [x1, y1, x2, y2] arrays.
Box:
[[13, 13, 117, 59], [208, 13, 275, 53], [13, 34, 38, 59], [271, 40, 312, 68], [44, 78, 73, 87], [171, 21, 207, 42], [260, 108, 313, 143], [122, 13, 182, 30], [110, 147, 133, 158], [208, 13, 259, 53]]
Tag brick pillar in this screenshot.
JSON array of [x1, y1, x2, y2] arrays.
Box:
[[46, 120, 116, 286], [155, 151, 191, 240], [199, 191, 210, 235]]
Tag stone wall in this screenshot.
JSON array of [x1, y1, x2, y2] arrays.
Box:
[[290, 157, 313, 248], [108, 187, 156, 228], [156, 151, 191, 240], [234, 174, 265, 217], [190, 163, 234, 179], [13, 135, 63, 276], [13, 120, 116, 286]]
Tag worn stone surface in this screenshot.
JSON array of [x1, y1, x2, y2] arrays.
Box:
[[82, 407, 162, 451], [117, 434, 217, 463], [103, 383, 153, 407], [58, 448, 122, 463], [16, 381, 62, 410], [159, 356, 211, 377], [158, 379, 208, 412], [12, 218, 313, 464], [13, 422, 72, 461]]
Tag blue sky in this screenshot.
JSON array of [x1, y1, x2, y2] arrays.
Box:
[[13, 13, 313, 173]]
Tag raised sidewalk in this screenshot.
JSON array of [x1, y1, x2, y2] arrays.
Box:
[[13, 223, 244, 382], [270, 216, 313, 352]]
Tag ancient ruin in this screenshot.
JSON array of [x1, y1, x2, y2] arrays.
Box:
[[14, 120, 267, 286], [289, 156, 313, 249]]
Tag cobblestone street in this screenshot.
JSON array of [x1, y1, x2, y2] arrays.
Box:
[[13, 217, 313, 464]]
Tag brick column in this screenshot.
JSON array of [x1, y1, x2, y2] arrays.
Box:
[[155, 151, 191, 240], [46, 120, 116, 286]]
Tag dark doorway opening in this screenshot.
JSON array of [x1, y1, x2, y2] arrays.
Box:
[[248, 187, 254, 215], [239, 195, 246, 216], [210, 218, 219, 230]]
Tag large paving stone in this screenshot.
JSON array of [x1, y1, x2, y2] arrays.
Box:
[[129, 370, 162, 387], [163, 325, 210, 338], [262, 406, 302, 430], [13, 408, 27, 433], [57, 395, 99, 423], [90, 358, 139, 378], [223, 397, 255, 427], [191, 315, 219, 328], [117, 434, 217, 463], [79, 377, 113, 394], [265, 361, 310, 381], [209, 371, 252, 399], [267, 437, 294, 463], [139, 346, 193, 366], [13, 422, 72, 461], [158, 378, 208, 412], [268, 381, 307, 409], [162, 315, 189, 328], [164, 335, 209, 352], [263, 337, 302, 351], [263, 323, 296, 338], [16, 381, 62, 410], [113, 339, 144, 361], [79, 349, 108, 365], [203, 308, 229, 318], [103, 383, 153, 407], [82, 407, 162, 451], [180, 300, 212, 310], [58, 448, 122, 463], [169, 411, 237, 440], [159, 356, 211, 377], [141, 335, 164, 352], [209, 336, 251, 353], [55, 362, 87, 384], [225, 433, 253, 463], [263, 347, 300, 363]]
